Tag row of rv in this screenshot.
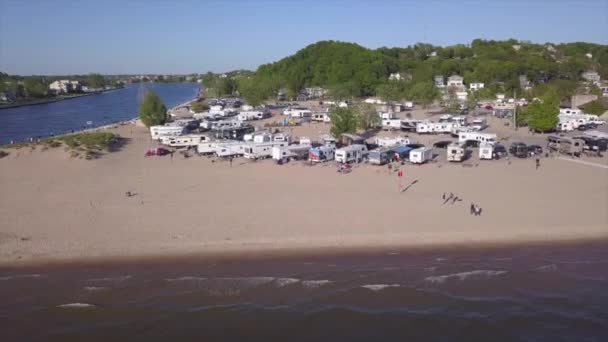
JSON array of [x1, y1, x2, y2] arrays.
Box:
[[556, 108, 604, 132], [381, 115, 488, 135]]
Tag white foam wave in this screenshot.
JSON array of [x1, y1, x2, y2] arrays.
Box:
[[87, 275, 132, 282], [58, 303, 96, 308], [275, 278, 300, 287], [435, 258, 448, 262], [301, 280, 332, 288], [535, 264, 558, 272], [362, 284, 400, 291], [165, 276, 207, 282], [83, 286, 108, 291], [425, 270, 507, 284], [0, 274, 41, 281]]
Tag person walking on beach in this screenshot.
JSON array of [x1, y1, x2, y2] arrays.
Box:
[[470, 203, 475, 215], [535, 158, 540, 170], [230, 157, 233, 168], [170, 151, 174, 163]]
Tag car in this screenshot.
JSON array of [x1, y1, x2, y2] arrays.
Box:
[[463, 140, 480, 148], [433, 140, 453, 148], [492, 144, 507, 158], [527, 145, 543, 156], [509, 142, 528, 158], [484, 105, 493, 110]]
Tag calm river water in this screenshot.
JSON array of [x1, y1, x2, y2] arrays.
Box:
[[0, 83, 200, 144]]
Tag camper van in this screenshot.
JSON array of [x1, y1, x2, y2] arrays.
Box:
[[272, 144, 312, 161], [409, 147, 433, 164], [382, 119, 402, 130], [308, 145, 336, 163], [161, 134, 210, 148], [375, 136, 410, 147], [335, 144, 368, 163], [243, 142, 288, 159], [150, 125, 187, 140], [446, 143, 466, 162], [479, 143, 494, 160], [416, 122, 456, 134], [215, 142, 246, 157], [458, 132, 497, 145], [197, 142, 218, 155], [379, 112, 396, 120], [368, 148, 393, 165]]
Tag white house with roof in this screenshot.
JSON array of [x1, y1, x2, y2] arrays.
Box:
[[447, 75, 464, 87], [49, 80, 81, 94], [434, 75, 445, 88], [469, 82, 484, 91], [389, 73, 403, 81], [582, 70, 601, 85]]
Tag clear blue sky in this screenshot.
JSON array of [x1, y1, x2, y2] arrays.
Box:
[[1, 0, 607, 75]]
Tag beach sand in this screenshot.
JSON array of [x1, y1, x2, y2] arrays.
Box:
[[1, 114, 607, 265]]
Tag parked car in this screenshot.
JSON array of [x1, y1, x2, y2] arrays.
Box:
[[509, 142, 528, 158], [433, 140, 453, 148], [493, 144, 508, 159], [145, 147, 171, 157], [406, 143, 425, 149], [527, 145, 543, 156], [463, 140, 480, 148], [484, 105, 493, 110]]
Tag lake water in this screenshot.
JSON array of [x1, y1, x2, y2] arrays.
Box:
[[0, 83, 200, 144], [1, 241, 607, 341]]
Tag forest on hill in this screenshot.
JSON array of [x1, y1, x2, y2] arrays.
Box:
[[203, 39, 608, 105]]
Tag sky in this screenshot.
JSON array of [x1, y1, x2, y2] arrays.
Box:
[[1, 0, 607, 75]]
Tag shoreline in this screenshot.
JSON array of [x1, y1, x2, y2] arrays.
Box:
[[0, 88, 121, 110], [2, 235, 608, 269]]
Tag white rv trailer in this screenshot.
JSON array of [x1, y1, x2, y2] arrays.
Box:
[[409, 147, 433, 164], [458, 132, 497, 145], [214, 142, 247, 157], [416, 122, 457, 134], [375, 136, 410, 147], [308, 145, 336, 162], [311, 112, 331, 122], [446, 143, 466, 162], [272, 144, 312, 161], [170, 119, 199, 129], [479, 143, 494, 160], [242, 131, 273, 143], [283, 108, 312, 118], [161, 134, 210, 147], [207, 120, 242, 131], [559, 108, 582, 115], [404, 101, 414, 109], [557, 121, 575, 132], [382, 119, 402, 130], [273, 133, 291, 144], [150, 125, 187, 140], [243, 141, 288, 159], [335, 144, 368, 163], [379, 112, 396, 120], [197, 142, 219, 154], [237, 110, 270, 121]]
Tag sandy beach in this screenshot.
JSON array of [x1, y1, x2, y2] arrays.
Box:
[[1, 112, 607, 265]]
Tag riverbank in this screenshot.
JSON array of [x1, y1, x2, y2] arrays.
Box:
[[0, 88, 121, 110], [0, 122, 607, 265]]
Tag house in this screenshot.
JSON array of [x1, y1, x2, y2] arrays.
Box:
[[456, 91, 468, 101], [600, 83, 608, 97], [0, 90, 16, 102], [469, 82, 484, 91], [434, 75, 445, 88], [447, 75, 464, 87], [496, 94, 506, 102], [389, 73, 403, 81], [304, 87, 326, 98], [582, 70, 601, 85], [49, 80, 81, 94]]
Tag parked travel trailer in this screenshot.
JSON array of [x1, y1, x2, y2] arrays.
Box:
[[273, 133, 291, 144], [368, 148, 393, 165], [479, 143, 494, 160], [560, 108, 582, 115], [312, 112, 331, 122], [335, 144, 368, 163], [379, 112, 396, 120], [308, 145, 336, 163], [557, 121, 575, 132], [170, 119, 199, 129], [284, 108, 312, 118], [237, 111, 269, 121], [375, 136, 410, 147], [446, 143, 466, 162], [382, 119, 402, 130], [210, 120, 242, 131], [197, 142, 220, 155], [150, 125, 187, 140], [213, 126, 255, 140], [272, 144, 312, 161], [409, 147, 433, 164], [458, 132, 497, 145], [391, 145, 413, 160], [404, 101, 414, 109], [161, 134, 210, 147], [215, 142, 247, 157], [243, 142, 288, 159], [416, 122, 456, 134], [558, 137, 584, 156]]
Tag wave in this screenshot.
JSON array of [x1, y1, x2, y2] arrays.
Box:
[[424, 270, 507, 284], [361, 284, 400, 292], [275, 278, 300, 287], [0, 274, 41, 281], [87, 275, 132, 282], [165, 276, 275, 287], [83, 286, 108, 291], [535, 264, 558, 272], [301, 280, 333, 288], [58, 303, 96, 308], [165, 276, 206, 282]]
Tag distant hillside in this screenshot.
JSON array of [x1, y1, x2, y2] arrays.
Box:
[[235, 39, 607, 102]]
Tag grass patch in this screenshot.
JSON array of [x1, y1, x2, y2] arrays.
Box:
[[55, 132, 119, 152]]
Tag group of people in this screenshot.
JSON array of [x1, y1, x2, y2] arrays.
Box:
[[442, 192, 462, 205], [470, 203, 482, 216]]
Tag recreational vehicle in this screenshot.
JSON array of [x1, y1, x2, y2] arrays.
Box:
[[382, 119, 402, 130], [150, 125, 187, 140], [379, 112, 396, 120], [308, 145, 336, 163], [213, 126, 255, 140], [312, 112, 331, 122], [409, 147, 433, 164], [416, 122, 456, 134], [237, 111, 267, 121], [215, 142, 247, 157], [210, 120, 242, 131], [243, 142, 288, 159], [458, 132, 497, 145], [272, 144, 312, 161], [557, 121, 575, 132], [273, 133, 291, 144], [479, 143, 494, 160], [284, 108, 312, 118], [161, 134, 210, 147], [558, 137, 584, 156], [446, 143, 466, 162], [391, 145, 413, 160], [368, 148, 393, 165], [335, 144, 368, 163], [197, 142, 219, 155], [375, 136, 410, 147], [170, 119, 199, 129]]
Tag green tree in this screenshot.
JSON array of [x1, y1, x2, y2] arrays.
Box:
[[409, 81, 439, 108], [525, 89, 559, 132], [139, 91, 167, 127], [24, 77, 48, 98], [330, 107, 358, 138], [356, 103, 381, 130], [583, 100, 605, 115], [87, 73, 106, 89]]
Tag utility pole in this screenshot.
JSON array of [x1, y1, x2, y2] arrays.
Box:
[[513, 89, 517, 131]]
